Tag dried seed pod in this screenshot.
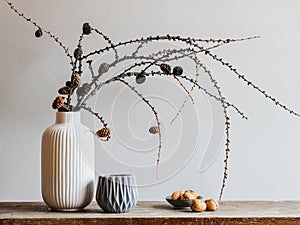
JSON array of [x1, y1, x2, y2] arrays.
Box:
[[173, 66, 183, 76], [205, 199, 219, 211], [35, 28, 43, 38], [98, 63, 110, 75], [160, 63, 172, 74], [171, 191, 183, 200], [149, 126, 160, 134], [71, 73, 81, 87], [58, 86, 71, 95], [96, 127, 111, 138], [52, 96, 65, 110], [136, 73, 146, 84], [82, 22, 92, 35], [74, 47, 83, 59], [190, 199, 206, 212]]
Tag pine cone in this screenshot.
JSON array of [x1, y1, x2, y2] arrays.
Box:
[[58, 104, 69, 112], [173, 66, 183, 76], [98, 63, 110, 75], [160, 63, 172, 74], [96, 127, 111, 138], [82, 22, 92, 35], [52, 96, 65, 110], [74, 47, 83, 59], [136, 73, 146, 84], [149, 126, 160, 134], [58, 86, 71, 95], [76, 87, 84, 97], [76, 83, 91, 96], [71, 73, 81, 87], [35, 28, 43, 38], [82, 83, 91, 92], [65, 81, 73, 87]]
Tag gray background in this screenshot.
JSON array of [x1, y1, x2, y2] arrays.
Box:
[[1, 0, 300, 201]]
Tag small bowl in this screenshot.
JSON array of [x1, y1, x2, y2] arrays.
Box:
[[165, 196, 203, 209]]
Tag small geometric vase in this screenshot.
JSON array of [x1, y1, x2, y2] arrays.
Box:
[[41, 111, 95, 211], [96, 174, 138, 213]]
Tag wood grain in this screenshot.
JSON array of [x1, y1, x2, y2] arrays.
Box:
[[1, 201, 300, 225]]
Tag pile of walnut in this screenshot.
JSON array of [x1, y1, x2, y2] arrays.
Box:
[[191, 199, 219, 212], [171, 190, 199, 200], [171, 190, 219, 212]]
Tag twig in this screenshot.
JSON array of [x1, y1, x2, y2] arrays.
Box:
[[92, 27, 119, 60], [81, 105, 110, 141], [83, 35, 259, 59], [170, 56, 199, 124], [4, 0, 74, 67], [204, 50, 300, 117], [116, 78, 162, 177]]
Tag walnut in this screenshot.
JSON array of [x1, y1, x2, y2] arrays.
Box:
[[205, 199, 219, 211], [171, 191, 183, 200], [190, 199, 206, 212], [184, 189, 198, 199], [181, 191, 195, 200]]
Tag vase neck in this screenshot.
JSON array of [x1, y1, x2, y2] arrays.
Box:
[[55, 112, 81, 124]]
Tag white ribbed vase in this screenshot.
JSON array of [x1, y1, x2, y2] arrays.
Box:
[[41, 112, 95, 211]]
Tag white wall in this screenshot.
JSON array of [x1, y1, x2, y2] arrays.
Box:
[[1, 0, 300, 201]]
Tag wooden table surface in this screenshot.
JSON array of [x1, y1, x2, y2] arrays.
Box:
[[1, 201, 300, 225]]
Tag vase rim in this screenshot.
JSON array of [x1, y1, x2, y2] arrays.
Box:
[[56, 111, 80, 114], [55, 111, 81, 123], [98, 174, 134, 178]]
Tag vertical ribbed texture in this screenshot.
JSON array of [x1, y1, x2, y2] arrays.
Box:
[[41, 112, 95, 211], [96, 175, 138, 213]]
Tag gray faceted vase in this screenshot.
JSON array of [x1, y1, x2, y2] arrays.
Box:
[[96, 174, 138, 213]]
